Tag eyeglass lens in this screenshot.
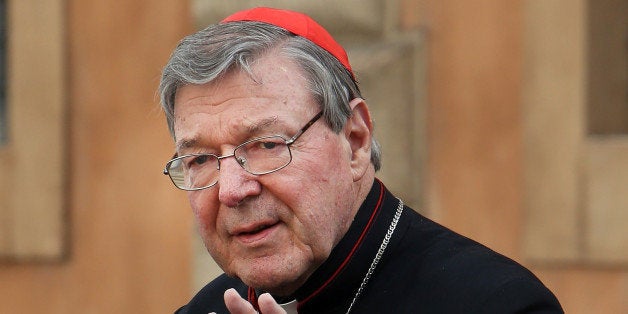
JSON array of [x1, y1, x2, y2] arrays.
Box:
[[166, 136, 292, 190], [165, 111, 322, 191]]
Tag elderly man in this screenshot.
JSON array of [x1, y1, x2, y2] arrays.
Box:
[[159, 7, 562, 314]]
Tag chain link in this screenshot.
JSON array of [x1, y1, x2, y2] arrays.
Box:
[[345, 199, 404, 314]]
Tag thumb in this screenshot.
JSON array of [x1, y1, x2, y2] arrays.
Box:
[[257, 293, 287, 314], [224, 288, 258, 314]]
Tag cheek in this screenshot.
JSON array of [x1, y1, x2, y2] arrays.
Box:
[[289, 195, 354, 264], [275, 152, 355, 253], [188, 191, 220, 234]]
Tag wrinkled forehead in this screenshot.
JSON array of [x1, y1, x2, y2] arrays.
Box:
[[174, 56, 311, 111], [174, 50, 310, 106], [171, 56, 319, 146]]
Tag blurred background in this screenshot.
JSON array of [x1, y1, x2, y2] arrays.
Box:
[[0, 0, 626, 313]]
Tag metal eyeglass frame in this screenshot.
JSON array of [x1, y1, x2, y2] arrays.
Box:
[[163, 111, 323, 191]]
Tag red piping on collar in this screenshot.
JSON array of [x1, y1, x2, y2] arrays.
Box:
[[298, 182, 385, 308], [247, 287, 259, 311], [245, 182, 385, 310]]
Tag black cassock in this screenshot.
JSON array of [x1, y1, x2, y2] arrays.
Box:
[[176, 180, 563, 314]]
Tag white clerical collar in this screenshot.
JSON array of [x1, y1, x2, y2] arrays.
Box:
[[279, 299, 298, 314]]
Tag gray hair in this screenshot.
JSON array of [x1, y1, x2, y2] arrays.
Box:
[[159, 21, 381, 171]]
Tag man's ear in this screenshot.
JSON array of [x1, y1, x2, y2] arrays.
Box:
[[345, 98, 374, 182]]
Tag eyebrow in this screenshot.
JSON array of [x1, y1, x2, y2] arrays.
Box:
[[174, 116, 280, 152], [175, 137, 199, 152], [245, 116, 278, 134]]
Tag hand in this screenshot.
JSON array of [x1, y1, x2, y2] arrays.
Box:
[[220, 288, 287, 314]]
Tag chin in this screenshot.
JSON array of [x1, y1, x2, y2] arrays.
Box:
[[246, 277, 304, 297], [236, 258, 311, 296]]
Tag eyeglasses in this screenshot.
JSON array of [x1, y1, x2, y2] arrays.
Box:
[[163, 111, 323, 191]]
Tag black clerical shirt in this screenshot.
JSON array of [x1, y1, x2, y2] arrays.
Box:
[[175, 179, 563, 314]]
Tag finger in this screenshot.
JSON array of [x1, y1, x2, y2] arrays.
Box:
[[257, 293, 287, 314], [224, 288, 258, 314]]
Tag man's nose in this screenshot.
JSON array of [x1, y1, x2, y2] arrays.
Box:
[[217, 156, 261, 207]]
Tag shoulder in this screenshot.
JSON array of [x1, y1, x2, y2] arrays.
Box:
[[476, 277, 564, 313], [383, 208, 563, 312], [174, 274, 248, 314]]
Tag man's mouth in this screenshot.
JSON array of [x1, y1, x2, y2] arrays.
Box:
[[239, 223, 275, 235], [233, 222, 280, 244]]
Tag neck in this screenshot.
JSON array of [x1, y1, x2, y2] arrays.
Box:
[[349, 166, 376, 223]]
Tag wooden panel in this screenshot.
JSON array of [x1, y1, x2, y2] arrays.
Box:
[[522, 0, 585, 261], [191, 0, 391, 39], [585, 137, 628, 262], [0, 0, 193, 313], [533, 267, 628, 314], [0, 0, 6, 144], [350, 37, 426, 210], [404, 1, 628, 313], [421, 0, 524, 259], [587, 0, 628, 134], [0, 0, 66, 260], [65, 0, 194, 310]]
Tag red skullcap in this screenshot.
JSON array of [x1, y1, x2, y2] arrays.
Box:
[[221, 7, 353, 77]]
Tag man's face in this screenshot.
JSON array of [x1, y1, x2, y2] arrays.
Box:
[[173, 54, 360, 295]]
